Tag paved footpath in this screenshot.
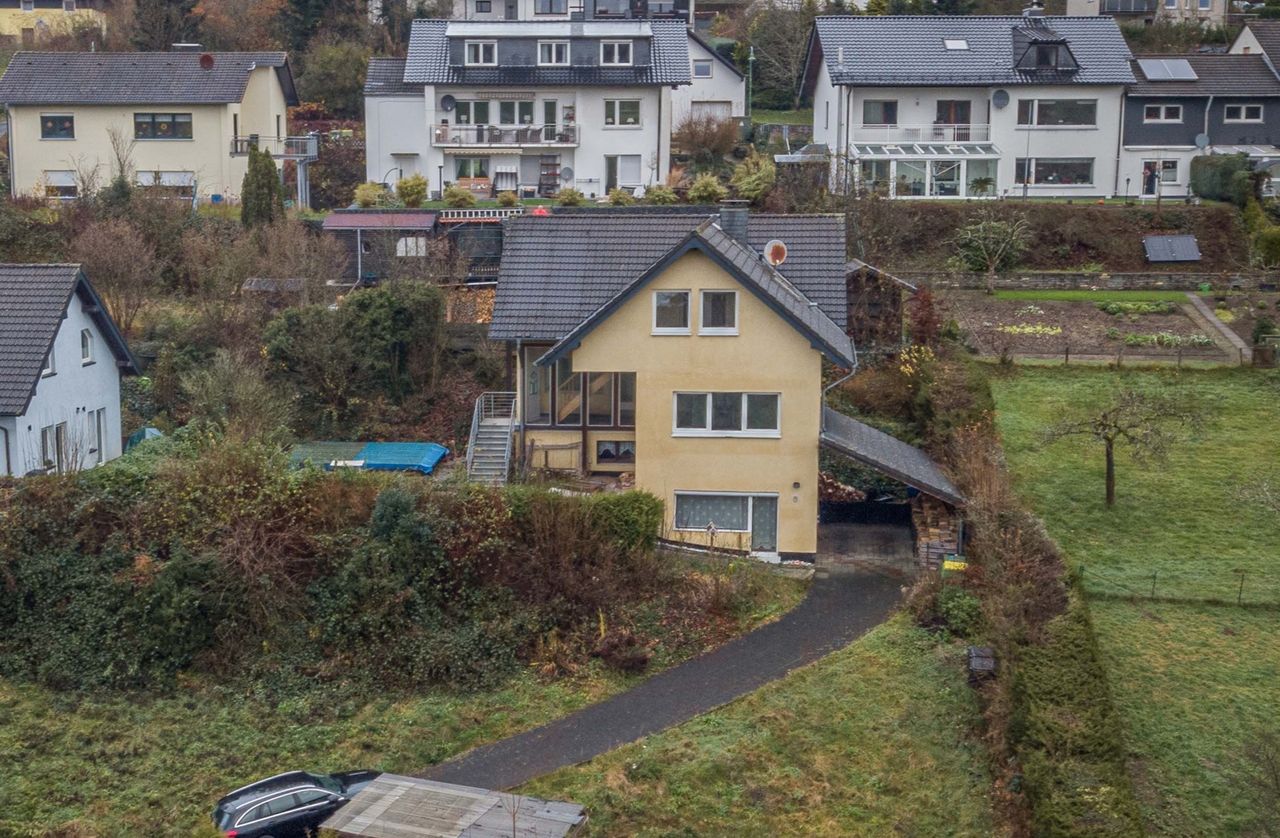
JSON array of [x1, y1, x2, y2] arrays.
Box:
[[420, 568, 902, 790]]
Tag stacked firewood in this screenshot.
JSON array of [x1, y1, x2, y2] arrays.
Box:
[[819, 471, 867, 503], [912, 495, 959, 569]]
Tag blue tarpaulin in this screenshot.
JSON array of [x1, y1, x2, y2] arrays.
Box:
[[353, 442, 449, 475]]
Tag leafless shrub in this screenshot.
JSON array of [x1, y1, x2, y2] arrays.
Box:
[[672, 115, 739, 163], [70, 217, 161, 335]]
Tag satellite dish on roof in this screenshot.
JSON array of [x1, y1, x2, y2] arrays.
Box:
[[199, 53, 215, 71], [560, 165, 574, 182], [764, 239, 788, 267], [440, 94, 457, 111], [992, 89, 1010, 109], [1194, 132, 1210, 149]]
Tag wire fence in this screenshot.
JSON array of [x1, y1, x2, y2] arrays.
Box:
[[1080, 563, 1280, 609]]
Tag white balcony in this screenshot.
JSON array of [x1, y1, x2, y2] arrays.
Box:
[[432, 123, 579, 149], [230, 134, 319, 161], [851, 123, 992, 144]]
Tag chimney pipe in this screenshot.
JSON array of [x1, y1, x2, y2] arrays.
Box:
[[718, 199, 749, 244], [1022, 0, 1045, 16]]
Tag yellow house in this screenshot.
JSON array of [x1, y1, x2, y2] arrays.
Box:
[[484, 205, 857, 560], [0, 0, 104, 48], [0, 50, 303, 203]]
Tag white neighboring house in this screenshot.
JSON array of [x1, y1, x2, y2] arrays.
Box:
[[801, 13, 1134, 199], [0, 264, 139, 477], [364, 18, 690, 199], [1063, 0, 1229, 27], [671, 30, 745, 127]]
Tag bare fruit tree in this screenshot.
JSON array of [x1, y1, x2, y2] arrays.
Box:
[[70, 218, 161, 336], [1044, 387, 1205, 508]]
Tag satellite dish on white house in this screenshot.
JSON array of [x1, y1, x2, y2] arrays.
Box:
[[440, 94, 457, 111], [560, 166, 574, 182], [992, 89, 1010, 109], [1194, 132, 1210, 149], [764, 239, 788, 266]]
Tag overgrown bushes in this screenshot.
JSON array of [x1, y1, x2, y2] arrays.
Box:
[[0, 432, 679, 693]]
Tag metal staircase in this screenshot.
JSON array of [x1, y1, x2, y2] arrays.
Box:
[[466, 391, 517, 485]]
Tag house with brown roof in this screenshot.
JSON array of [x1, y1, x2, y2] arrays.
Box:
[[1121, 53, 1280, 199], [0, 264, 138, 477], [0, 50, 304, 203]]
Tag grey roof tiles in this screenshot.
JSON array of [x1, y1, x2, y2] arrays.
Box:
[[364, 57, 422, 96], [821, 407, 964, 506], [1129, 53, 1280, 96], [404, 18, 690, 86], [0, 51, 295, 105], [811, 15, 1134, 87]]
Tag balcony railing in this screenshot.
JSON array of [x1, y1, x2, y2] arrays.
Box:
[[1101, 0, 1157, 12], [851, 123, 992, 144], [230, 134, 320, 160], [432, 123, 579, 148]]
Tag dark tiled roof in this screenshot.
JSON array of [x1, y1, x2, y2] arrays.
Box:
[[364, 57, 422, 96], [689, 30, 743, 79], [404, 19, 690, 86], [0, 264, 138, 416], [537, 220, 854, 368], [0, 51, 296, 105], [821, 407, 964, 506], [810, 15, 1134, 87], [490, 212, 848, 343], [1129, 54, 1280, 96], [1243, 20, 1280, 64]]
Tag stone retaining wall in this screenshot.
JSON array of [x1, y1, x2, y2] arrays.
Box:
[[902, 272, 1278, 292]]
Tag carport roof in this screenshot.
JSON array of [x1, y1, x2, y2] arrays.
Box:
[[820, 407, 964, 507]]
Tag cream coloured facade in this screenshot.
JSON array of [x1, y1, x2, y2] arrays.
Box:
[[1, 55, 296, 202], [0, 1, 104, 45], [516, 249, 826, 557]]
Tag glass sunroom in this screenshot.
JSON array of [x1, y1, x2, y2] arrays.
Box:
[[852, 143, 999, 198]]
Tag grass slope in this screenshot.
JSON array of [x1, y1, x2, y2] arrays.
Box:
[[523, 616, 995, 837], [0, 567, 804, 837], [993, 366, 1280, 836]]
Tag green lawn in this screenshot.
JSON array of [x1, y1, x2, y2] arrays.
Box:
[[751, 108, 813, 126], [993, 366, 1280, 836], [523, 616, 995, 837], [993, 289, 1192, 303], [0, 564, 805, 837]]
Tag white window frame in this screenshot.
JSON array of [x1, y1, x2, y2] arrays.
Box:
[[1016, 98, 1098, 128], [80, 328, 93, 364], [699, 290, 738, 335], [39, 113, 75, 140], [672, 391, 781, 438], [42, 345, 56, 376], [465, 41, 497, 67], [652, 289, 690, 335], [943, 39, 969, 50], [1198, 0, 1210, 8], [21, 0, 34, 11], [396, 236, 428, 257], [92, 407, 105, 465], [1143, 104, 1183, 123], [601, 40, 633, 66], [1225, 103, 1263, 123], [604, 99, 641, 128], [672, 491, 779, 534], [692, 59, 713, 78], [538, 40, 569, 66]]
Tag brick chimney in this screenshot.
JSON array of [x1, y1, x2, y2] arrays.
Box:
[[718, 199, 749, 245]]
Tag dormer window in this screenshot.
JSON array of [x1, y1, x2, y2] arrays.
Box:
[[601, 41, 632, 66], [943, 39, 968, 50], [465, 41, 497, 66], [539, 41, 569, 66], [1034, 44, 1058, 68]]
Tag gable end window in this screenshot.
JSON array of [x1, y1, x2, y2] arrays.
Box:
[[40, 114, 74, 139], [692, 59, 713, 78], [601, 40, 632, 66], [42, 346, 56, 376], [673, 392, 780, 437], [539, 41, 569, 66], [1225, 104, 1263, 123], [465, 41, 497, 66], [1143, 104, 1182, 123], [700, 290, 737, 334], [653, 290, 690, 333], [80, 328, 93, 364]]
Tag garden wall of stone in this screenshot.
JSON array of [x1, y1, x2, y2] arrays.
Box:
[[905, 272, 1278, 292]]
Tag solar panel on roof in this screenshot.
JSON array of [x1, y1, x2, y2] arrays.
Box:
[[1137, 57, 1198, 82]]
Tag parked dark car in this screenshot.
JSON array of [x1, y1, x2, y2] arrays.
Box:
[[212, 770, 379, 837]]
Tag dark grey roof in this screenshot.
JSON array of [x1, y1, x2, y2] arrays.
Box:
[[536, 219, 854, 368], [689, 30, 743, 79], [1128, 54, 1280, 96], [364, 57, 422, 97], [0, 51, 297, 105], [808, 15, 1134, 88], [491, 212, 848, 343], [1241, 20, 1280, 65], [820, 407, 964, 506], [1143, 234, 1201, 263], [404, 19, 690, 86], [0, 264, 139, 416]]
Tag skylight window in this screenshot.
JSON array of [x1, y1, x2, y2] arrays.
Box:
[[944, 39, 969, 50]]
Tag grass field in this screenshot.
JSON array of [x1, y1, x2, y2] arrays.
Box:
[[992, 289, 1192, 303], [523, 616, 995, 837], [0, 566, 804, 837], [993, 366, 1280, 835]]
